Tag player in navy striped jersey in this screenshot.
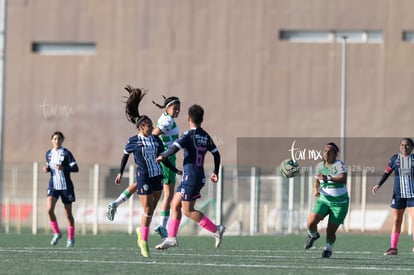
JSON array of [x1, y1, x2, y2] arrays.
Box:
[[107, 94, 181, 239], [372, 138, 414, 255], [42, 131, 79, 248], [113, 86, 181, 258], [155, 104, 225, 250]]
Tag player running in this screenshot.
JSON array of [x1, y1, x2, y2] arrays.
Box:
[[155, 104, 225, 250]]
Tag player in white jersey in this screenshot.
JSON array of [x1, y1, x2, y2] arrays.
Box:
[[372, 138, 414, 255], [151, 96, 181, 238], [42, 131, 79, 248], [304, 142, 348, 258], [106, 93, 181, 237]]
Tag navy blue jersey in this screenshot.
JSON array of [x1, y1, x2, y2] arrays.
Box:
[[385, 153, 414, 198], [123, 134, 164, 178], [45, 147, 79, 190], [173, 127, 218, 176]]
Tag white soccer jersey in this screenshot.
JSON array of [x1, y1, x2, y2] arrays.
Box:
[[157, 112, 179, 148]]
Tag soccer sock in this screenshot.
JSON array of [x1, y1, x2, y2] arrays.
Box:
[[114, 189, 132, 206], [168, 218, 180, 238], [68, 226, 75, 240], [198, 215, 217, 233], [50, 221, 60, 234], [391, 232, 400, 249], [141, 226, 149, 241], [160, 210, 170, 228]]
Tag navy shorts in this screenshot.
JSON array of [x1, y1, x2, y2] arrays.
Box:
[[177, 172, 205, 202], [390, 195, 414, 209], [47, 188, 76, 204], [136, 173, 163, 195]]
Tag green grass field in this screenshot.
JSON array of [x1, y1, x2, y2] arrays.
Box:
[[1, 232, 414, 274]]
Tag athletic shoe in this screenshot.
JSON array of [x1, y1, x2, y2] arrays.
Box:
[[139, 240, 149, 258], [66, 239, 75, 248], [155, 237, 178, 250], [384, 248, 398, 255], [135, 227, 149, 257], [304, 232, 320, 249], [107, 202, 117, 221], [50, 233, 62, 246], [321, 248, 332, 258], [136, 227, 142, 247], [214, 225, 226, 248], [154, 225, 168, 239]]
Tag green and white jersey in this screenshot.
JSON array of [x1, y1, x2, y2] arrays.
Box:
[[315, 159, 348, 202], [157, 112, 179, 149]]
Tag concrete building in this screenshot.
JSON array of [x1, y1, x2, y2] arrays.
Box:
[[3, 0, 414, 234], [4, 0, 414, 169]]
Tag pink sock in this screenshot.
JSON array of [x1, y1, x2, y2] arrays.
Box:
[[168, 218, 180, 237], [50, 221, 60, 234], [141, 226, 149, 241], [391, 232, 400, 249], [198, 215, 216, 233], [68, 226, 75, 240]]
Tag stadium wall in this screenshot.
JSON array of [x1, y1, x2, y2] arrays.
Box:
[[2, 0, 414, 233], [4, 0, 414, 168]]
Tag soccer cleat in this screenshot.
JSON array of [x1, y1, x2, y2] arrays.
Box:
[[154, 225, 168, 239], [136, 227, 142, 247], [214, 225, 226, 248], [50, 233, 62, 246], [155, 237, 178, 250], [304, 232, 320, 249], [384, 248, 398, 255], [321, 248, 332, 258], [66, 239, 75, 248], [107, 202, 117, 221], [135, 227, 149, 257], [139, 240, 149, 258]]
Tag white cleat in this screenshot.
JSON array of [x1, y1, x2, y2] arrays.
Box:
[[155, 237, 178, 250], [66, 239, 75, 248], [214, 225, 226, 248], [50, 233, 62, 246]]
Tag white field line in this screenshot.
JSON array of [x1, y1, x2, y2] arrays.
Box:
[[1, 248, 413, 272]]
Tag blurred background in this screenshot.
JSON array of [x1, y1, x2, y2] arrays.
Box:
[[2, 0, 414, 236]]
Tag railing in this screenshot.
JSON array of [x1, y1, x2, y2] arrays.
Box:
[[1, 162, 411, 235]]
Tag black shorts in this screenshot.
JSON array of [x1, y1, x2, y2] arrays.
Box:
[[47, 188, 76, 204], [136, 173, 163, 195]]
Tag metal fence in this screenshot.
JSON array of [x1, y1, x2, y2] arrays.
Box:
[[1, 162, 410, 236]]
